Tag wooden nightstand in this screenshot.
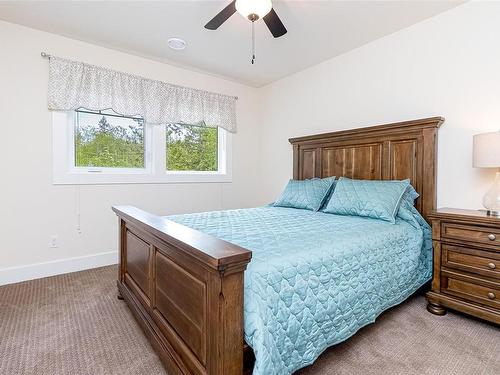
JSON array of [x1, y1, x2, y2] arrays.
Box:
[[426, 208, 500, 324]]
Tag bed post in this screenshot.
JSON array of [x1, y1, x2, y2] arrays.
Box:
[[113, 206, 252, 375]]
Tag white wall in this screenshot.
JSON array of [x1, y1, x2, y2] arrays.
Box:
[[0, 21, 262, 284], [258, 1, 500, 210]]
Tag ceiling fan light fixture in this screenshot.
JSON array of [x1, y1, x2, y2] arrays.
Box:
[[235, 0, 272, 21]]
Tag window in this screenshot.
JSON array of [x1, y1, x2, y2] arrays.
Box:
[[74, 109, 145, 169], [166, 124, 218, 172], [52, 110, 231, 184]]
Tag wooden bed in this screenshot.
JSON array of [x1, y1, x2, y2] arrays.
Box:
[[113, 116, 443, 375]]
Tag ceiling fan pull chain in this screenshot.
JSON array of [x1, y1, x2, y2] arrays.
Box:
[[251, 20, 255, 64]]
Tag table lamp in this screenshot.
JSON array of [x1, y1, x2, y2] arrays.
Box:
[[473, 131, 500, 216]]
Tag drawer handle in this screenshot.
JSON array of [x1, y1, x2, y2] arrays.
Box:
[[488, 233, 496, 241], [488, 262, 497, 270], [487, 292, 496, 300]]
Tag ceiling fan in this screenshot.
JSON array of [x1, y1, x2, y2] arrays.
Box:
[[205, 0, 287, 64]]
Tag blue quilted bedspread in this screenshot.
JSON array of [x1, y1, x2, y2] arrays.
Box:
[[167, 203, 432, 375]]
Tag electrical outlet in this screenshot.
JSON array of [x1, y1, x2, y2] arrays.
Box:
[[49, 235, 59, 248]]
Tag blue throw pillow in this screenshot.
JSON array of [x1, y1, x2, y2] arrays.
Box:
[[402, 184, 419, 205], [274, 177, 336, 211], [323, 177, 410, 223]]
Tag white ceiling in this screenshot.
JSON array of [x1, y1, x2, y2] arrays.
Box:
[[0, 1, 464, 87]]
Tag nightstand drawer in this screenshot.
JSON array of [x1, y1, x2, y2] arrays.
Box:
[[441, 222, 500, 247], [442, 244, 500, 279], [442, 270, 500, 310]]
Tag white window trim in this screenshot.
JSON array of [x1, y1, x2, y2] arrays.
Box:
[[52, 111, 232, 185]]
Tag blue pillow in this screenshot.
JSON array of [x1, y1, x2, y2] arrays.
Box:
[[274, 177, 336, 211], [320, 179, 417, 211], [402, 184, 419, 205], [323, 177, 410, 223]]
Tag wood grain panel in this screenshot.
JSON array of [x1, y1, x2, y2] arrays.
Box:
[[350, 144, 382, 179], [154, 251, 207, 365], [321, 148, 344, 178], [300, 149, 317, 179], [390, 140, 417, 182], [322, 144, 382, 179], [125, 230, 150, 296]]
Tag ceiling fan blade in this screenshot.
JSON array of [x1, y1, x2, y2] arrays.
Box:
[[204, 1, 237, 30], [263, 8, 287, 38]]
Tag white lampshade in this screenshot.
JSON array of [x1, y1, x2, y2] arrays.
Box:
[[235, 0, 272, 20], [473, 131, 500, 168]]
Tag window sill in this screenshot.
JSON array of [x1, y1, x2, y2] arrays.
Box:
[[52, 173, 232, 185]]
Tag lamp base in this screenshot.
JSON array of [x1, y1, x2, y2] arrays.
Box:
[[480, 209, 500, 217], [481, 171, 500, 217]]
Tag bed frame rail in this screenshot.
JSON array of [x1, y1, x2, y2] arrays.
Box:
[[113, 206, 252, 375]]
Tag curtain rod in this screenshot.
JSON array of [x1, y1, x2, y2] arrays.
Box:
[[40, 51, 239, 100]]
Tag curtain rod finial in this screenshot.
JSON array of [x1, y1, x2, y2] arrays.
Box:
[[41, 52, 51, 59]]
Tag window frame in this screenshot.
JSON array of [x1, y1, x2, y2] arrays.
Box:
[[52, 111, 232, 185]]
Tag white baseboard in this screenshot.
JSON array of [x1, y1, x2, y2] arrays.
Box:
[[0, 251, 118, 286]]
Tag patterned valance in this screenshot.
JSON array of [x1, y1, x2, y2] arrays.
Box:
[[47, 56, 237, 133]]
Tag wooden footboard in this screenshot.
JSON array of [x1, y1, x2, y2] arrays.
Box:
[[112, 206, 252, 375]]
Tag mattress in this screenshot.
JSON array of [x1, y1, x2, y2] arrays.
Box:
[[167, 203, 432, 375]]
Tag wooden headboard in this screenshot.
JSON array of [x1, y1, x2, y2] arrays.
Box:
[[289, 117, 444, 221]]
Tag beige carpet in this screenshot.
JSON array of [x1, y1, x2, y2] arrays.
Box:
[[0, 266, 498, 375]]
